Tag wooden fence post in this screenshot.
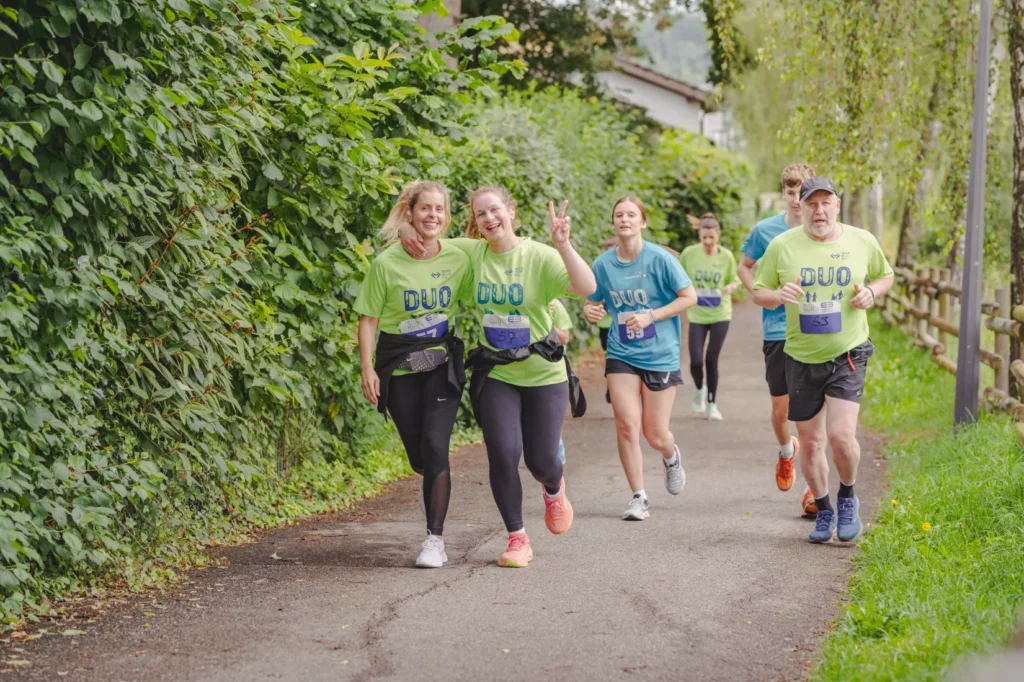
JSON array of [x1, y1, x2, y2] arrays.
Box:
[[916, 267, 929, 340], [996, 287, 1011, 393], [938, 268, 951, 349], [929, 266, 940, 338]]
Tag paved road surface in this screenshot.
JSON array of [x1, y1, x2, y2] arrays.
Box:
[[7, 301, 883, 681]]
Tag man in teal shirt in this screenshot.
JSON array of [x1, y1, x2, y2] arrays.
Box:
[[738, 163, 816, 516], [753, 177, 894, 545]]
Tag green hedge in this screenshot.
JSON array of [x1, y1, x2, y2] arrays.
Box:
[[0, 0, 752, 622], [425, 87, 755, 337]]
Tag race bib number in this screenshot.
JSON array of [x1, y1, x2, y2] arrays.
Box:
[[399, 313, 449, 339], [696, 287, 722, 308], [617, 310, 656, 343], [799, 300, 841, 334], [483, 314, 531, 350]]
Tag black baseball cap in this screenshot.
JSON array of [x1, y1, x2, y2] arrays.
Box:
[[799, 176, 839, 202]]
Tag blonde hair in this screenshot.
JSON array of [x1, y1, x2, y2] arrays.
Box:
[[781, 164, 815, 189], [465, 186, 519, 239], [378, 180, 451, 242], [697, 212, 721, 245]]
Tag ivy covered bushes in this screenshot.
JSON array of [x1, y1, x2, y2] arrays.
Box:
[[0, 0, 520, 621], [0, 0, 752, 622]]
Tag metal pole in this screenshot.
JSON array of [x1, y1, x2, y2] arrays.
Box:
[[954, 0, 994, 429]]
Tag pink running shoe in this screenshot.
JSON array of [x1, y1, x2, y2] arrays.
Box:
[[498, 533, 533, 568], [543, 477, 574, 535]]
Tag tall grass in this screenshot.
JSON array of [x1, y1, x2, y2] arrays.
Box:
[[812, 313, 1024, 681]]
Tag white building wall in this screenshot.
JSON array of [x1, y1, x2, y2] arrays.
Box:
[[595, 71, 704, 133]]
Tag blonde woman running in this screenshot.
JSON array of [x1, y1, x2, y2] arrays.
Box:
[[354, 181, 473, 568], [583, 197, 696, 521]]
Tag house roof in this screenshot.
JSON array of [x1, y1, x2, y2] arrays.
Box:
[[610, 57, 708, 107]]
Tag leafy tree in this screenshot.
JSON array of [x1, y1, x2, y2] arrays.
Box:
[[1010, 0, 1024, 375], [460, 0, 689, 87]]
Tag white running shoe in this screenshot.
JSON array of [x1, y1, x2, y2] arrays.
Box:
[[707, 402, 723, 421], [417, 488, 426, 518], [415, 534, 447, 568], [691, 387, 707, 414], [622, 494, 650, 521], [664, 445, 686, 495]]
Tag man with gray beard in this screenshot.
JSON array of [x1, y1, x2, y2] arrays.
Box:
[[751, 177, 894, 544]]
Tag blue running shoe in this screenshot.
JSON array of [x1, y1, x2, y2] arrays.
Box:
[[837, 496, 863, 542], [808, 509, 837, 543], [557, 439, 565, 463]]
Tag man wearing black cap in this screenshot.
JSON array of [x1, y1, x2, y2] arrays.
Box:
[[751, 177, 894, 544]]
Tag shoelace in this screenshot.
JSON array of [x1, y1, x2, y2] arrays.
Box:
[[545, 491, 566, 512], [837, 500, 856, 524], [506, 534, 529, 552], [815, 510, 835, 531]]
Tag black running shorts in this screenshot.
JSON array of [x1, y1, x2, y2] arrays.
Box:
[[605, 358, 683, 392], [762, 340, 788, 398], [785, 341, 874, 422]]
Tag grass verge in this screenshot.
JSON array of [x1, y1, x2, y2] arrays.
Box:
[[812, 312, 1024, 682]]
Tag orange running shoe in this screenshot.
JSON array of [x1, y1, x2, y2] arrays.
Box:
[[498, 532, 533, 568], [775, 437, 800, 491], [543, 477, 574, 535], [801, 486, 818, 517]]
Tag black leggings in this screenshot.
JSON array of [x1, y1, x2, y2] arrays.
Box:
[[476, 379, 567, 532], [688, 320, 730, 404], [387, 365, 462, 536]]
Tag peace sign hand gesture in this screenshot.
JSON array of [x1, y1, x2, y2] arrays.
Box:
[[549, 200, 571, 250]]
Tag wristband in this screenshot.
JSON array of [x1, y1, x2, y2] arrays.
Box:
[[647, 310, 657, 325], [866, 285, 876, 303]]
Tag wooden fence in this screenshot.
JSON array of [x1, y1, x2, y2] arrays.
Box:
[[880, 265, 1024, 445]]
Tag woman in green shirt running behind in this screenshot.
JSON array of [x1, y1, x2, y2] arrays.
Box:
[[679, 213, 741, 421], [354, 180, 473, 569], [401, 186, 596, 568]]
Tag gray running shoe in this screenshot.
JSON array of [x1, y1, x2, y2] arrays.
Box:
[[664, 445, 686, 495], [622, 494, 650, 521], [691, 387, 706, 414], [415, 534, 447, 568]]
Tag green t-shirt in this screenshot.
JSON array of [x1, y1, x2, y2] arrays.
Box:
[[551, 299, 573, 331], [446, 237, 572, 387], [353, 241, 473, 374], [596, 313, 612, 330], [753, 224, 894, 364], [679, 244, 738, 324]]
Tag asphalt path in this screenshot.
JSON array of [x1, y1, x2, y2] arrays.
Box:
[[6, 301, 883, 682]]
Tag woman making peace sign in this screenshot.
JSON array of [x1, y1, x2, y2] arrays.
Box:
[[402, 187, 595, 568]]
